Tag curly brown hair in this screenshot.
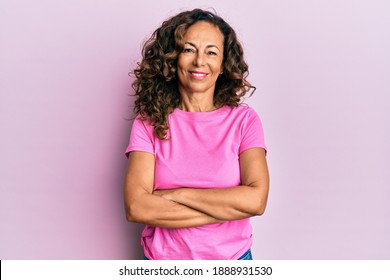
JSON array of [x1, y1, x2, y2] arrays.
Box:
[[131, 8, 255, 139]]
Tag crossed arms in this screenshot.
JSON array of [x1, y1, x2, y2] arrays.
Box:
[[124, 148, 269, 228]]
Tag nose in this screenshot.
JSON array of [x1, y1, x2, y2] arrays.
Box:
[[193, 52, 205, 67]]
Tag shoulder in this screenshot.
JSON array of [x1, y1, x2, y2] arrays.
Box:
[[229, 105, 265, 134], [228, 104, 260, 119], [131, 115, 155, 137], [133, 115, 154, 128]]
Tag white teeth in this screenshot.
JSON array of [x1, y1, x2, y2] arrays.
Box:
[[192, 73, 206, 77]]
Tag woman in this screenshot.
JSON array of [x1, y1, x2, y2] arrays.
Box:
[[124, 8, 269, 260]]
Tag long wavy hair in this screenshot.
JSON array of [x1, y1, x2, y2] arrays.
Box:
[[131, 8, 255, 139]]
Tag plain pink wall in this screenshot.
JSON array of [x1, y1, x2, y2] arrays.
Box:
[[1, 0, 389, 259]]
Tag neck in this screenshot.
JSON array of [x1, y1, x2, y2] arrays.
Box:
[[179, 103, 217, 112], [179, 94, 216, 112]]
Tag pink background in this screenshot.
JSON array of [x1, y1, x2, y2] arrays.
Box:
[[1, 0, 389, 259]]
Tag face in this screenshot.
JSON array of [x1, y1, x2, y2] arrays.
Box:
[[176, 21, 224, 97]]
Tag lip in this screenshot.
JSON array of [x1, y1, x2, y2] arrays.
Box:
[[189, 71, 208, 80]]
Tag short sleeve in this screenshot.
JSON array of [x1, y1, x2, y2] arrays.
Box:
[[124, 117, 155, 157], [239, 108, 267, 154]]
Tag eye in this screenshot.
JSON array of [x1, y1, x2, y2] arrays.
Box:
[[182, 48, 195, 53], [207, 51, 218, 56]]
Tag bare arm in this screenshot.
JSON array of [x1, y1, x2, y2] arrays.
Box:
[[124, 151, 223, 228], [154, 148, 269, 221]]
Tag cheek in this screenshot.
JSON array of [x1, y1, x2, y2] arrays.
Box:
[[212, 61, 223, 74], [176, 60, 187, 83], [177, 54, 190, 68], [214, 56, 223, 71], [176, 61, 184, 77]]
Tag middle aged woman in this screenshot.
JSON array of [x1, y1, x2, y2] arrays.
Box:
[[124, 9, 269, 260]]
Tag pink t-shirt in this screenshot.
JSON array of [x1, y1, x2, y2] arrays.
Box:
[[125, 105, 266, 259]]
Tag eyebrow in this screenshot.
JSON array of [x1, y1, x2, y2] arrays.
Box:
[[184, 42, 221, 51]]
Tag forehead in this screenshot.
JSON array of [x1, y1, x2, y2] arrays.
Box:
[[183, 21, 224, 47]]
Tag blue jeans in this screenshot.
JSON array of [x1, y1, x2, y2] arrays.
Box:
[[237, 249, 253, 260], [143, 249, 253, 260]]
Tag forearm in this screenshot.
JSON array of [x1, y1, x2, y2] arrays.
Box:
[[155, 185, 268, 221], [124, 151, 222, 228], [125, 192, 223, 228], [167, 147, 268, 221]]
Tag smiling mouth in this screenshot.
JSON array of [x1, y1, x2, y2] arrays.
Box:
[[189, 71, 208, 80]]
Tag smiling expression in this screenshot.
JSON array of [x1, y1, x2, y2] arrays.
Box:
[[176, 21, 224, 97]]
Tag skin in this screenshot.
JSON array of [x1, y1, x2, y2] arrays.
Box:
[[124, 21, 270, 228]]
